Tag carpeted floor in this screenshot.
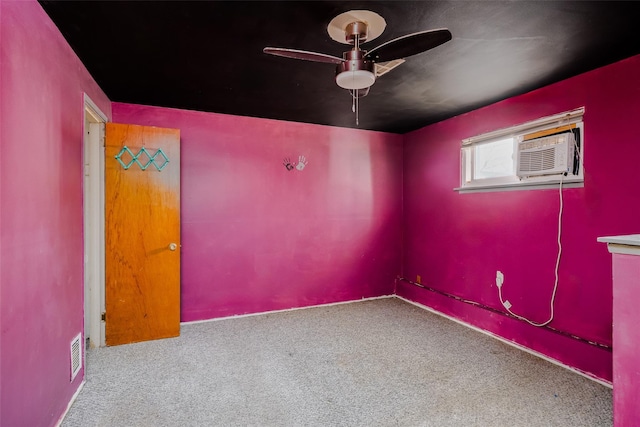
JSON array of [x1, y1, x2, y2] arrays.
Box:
[[62, 297, 612, 426]]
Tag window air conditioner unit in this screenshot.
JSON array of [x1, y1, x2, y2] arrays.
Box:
[[516, 133, 575, 177]]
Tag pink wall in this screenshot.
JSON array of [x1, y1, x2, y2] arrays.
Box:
[[399, 54, 640, 382], [112, 103, 403, 321], [0, 1, 111, 426]]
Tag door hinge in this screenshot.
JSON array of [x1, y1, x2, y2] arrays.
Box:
[[101, 312, 106, 322]]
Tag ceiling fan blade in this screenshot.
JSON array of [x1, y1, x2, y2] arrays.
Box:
[[374, 59, 406, 77], [263, 47, 344, 64], [365, 28, 452, 62]]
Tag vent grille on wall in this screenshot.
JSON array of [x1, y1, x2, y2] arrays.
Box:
[[70, 333, 82, 381]]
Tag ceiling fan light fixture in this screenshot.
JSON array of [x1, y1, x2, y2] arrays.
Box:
[[336, 49, 376, 90], [336, 69, 376, 90]]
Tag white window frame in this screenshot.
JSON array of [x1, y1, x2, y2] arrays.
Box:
[[456, 108, 585, 193]]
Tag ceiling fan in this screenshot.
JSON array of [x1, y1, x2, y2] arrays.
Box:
[[263, 10, 452, 124]]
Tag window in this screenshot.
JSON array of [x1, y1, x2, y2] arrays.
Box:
[[457, 108, 584, 192]]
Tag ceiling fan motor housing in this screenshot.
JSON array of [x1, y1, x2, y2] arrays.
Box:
[[335, 49, 376, 90]]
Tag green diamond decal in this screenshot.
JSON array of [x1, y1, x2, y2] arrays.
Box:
[[115, 146, 169, 171]]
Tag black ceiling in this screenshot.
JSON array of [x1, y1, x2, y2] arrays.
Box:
[[40, 1, 640, 134]]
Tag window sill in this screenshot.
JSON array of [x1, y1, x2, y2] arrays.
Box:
[[454, 176, 584, 193]]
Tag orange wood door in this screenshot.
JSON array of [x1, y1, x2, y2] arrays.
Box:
[[105, 123, 181, 346]]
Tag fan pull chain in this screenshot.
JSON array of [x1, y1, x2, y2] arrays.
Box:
[[350, 33, 362, 126], [351, 90, 359, 126]]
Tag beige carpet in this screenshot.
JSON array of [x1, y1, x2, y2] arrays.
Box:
[[62, 297, 612, 426]]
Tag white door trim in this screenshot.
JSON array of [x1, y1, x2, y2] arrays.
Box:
[[83, 93, 108, 348]]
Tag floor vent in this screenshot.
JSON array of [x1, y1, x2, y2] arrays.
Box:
[[70, 333, 82, 381]]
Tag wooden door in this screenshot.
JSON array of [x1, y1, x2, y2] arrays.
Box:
[[105, 123, 181, 346]]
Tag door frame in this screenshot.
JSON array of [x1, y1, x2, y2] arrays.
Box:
[[83, 94, 108, 348]]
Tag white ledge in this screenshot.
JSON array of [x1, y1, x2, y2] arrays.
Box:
[[455, 179, 583, 193], [598, 234, 640, 255]]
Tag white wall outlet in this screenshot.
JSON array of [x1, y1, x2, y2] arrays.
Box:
[[496, 271, 504, 287]]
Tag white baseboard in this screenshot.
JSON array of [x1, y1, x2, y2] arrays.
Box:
[[55, 380, 85, 427], [394, 295, 613, 389], [181, 295, 395, 326]]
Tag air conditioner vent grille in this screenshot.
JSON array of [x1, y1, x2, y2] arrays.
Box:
[[519, 148, 556, 172]]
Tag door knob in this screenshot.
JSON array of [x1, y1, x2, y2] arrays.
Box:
[[168, 243, 178, 251]]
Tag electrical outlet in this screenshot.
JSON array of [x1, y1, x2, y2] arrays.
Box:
[[496, 271, 504, 287]]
